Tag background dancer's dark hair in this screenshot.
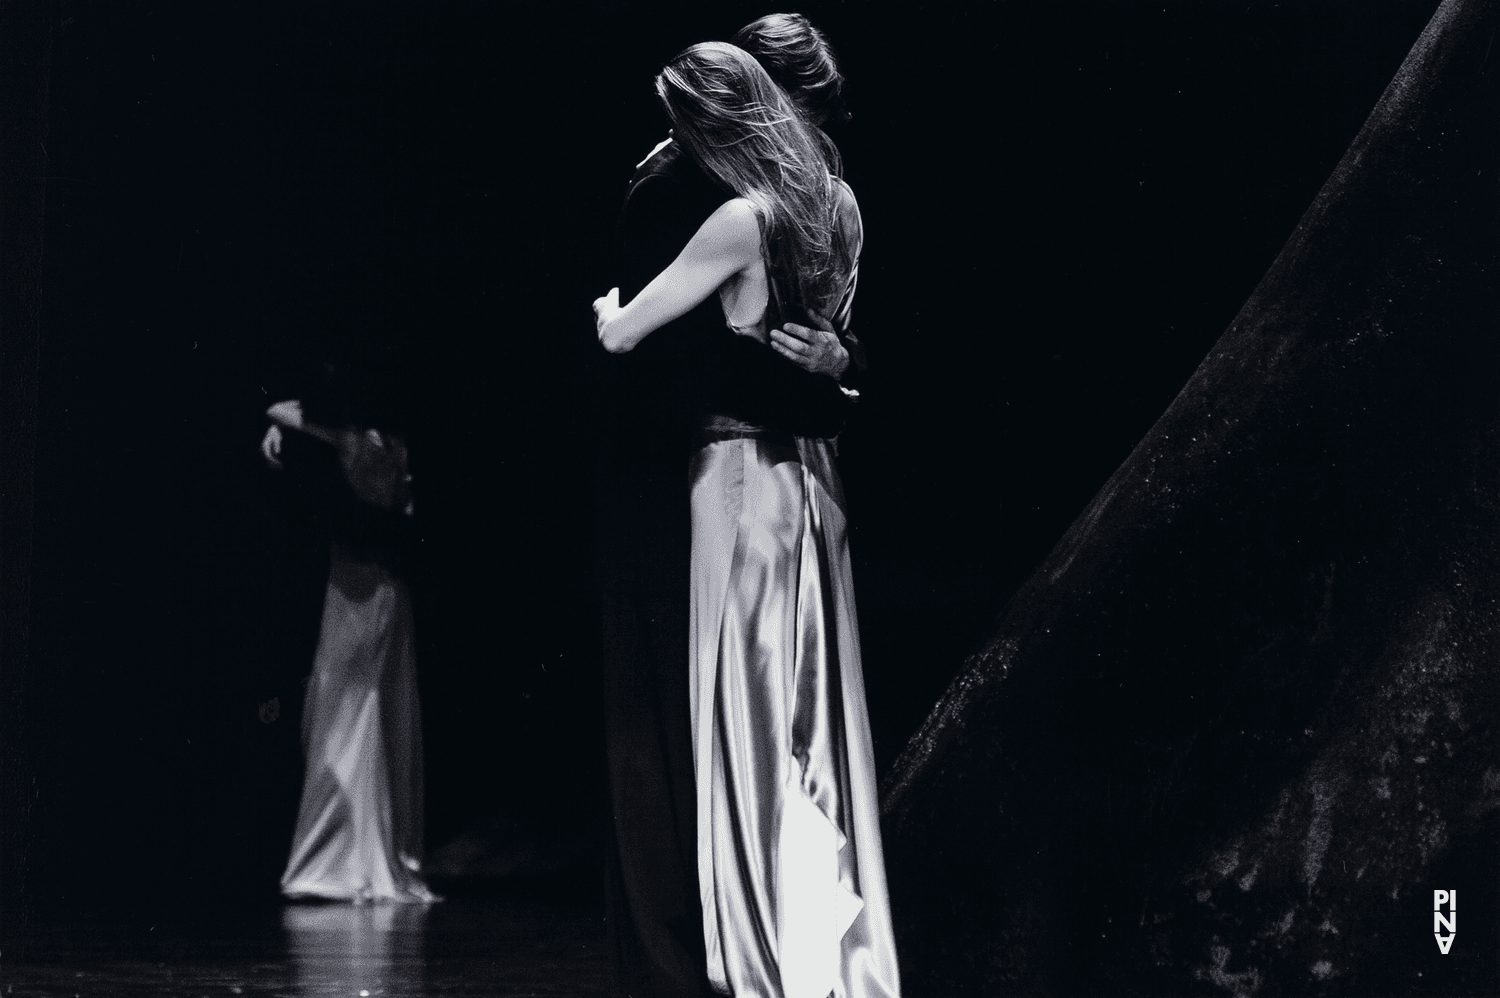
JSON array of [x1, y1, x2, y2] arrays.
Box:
[[299, 344, 415, 439]]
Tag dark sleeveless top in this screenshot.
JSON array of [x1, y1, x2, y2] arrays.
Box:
[[598, 141, 860, 588], [279, 359, 418, 577], [696, 181, 860, 442]]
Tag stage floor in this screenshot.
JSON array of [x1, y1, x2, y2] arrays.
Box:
[[3, 890, 610, 997]]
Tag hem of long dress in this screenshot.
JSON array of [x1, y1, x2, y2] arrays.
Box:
[[280, 880, 441, 905]]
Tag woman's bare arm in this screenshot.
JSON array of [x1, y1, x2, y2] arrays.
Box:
[[595, 198, 761, 354]]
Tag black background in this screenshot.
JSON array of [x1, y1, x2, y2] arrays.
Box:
[[7, 0, 1444, 920]]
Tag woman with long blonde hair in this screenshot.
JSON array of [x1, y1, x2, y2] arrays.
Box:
[[594, 41, 900, 998]]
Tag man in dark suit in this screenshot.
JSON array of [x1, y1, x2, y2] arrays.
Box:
[[598, 15, 865, 998]]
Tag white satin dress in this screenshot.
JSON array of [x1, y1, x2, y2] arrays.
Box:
[[689, 180, 901, 998], [280, 432, 435, 905]]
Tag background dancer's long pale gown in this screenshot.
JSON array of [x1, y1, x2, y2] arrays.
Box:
[[278, 423, 436, 905], [689, 180, 901, 998]]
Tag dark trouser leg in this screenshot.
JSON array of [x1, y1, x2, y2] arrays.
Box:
[[601, 588, 710, 998]]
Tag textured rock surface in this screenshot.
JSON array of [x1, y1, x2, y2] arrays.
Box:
[[880, 1, 1500, 993]]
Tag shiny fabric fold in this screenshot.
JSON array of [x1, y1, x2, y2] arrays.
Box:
[[690, 430, 900, 998], [281, 545, 436, 904]]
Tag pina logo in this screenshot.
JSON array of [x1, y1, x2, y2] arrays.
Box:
[[1433, 890, 1456, 954]]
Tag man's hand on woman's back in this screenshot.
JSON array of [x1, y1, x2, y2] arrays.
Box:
[[769, 312, 850, 380]]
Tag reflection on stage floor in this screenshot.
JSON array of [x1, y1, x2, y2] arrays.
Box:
[[283, 903, 428, 996], [3, 893, 609, 997]]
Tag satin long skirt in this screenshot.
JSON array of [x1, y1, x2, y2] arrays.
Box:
[[281, 545, 436, 904], [690, 434, 900, 998]]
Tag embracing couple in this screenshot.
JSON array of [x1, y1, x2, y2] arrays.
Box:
[[594, 14, 900, 998]]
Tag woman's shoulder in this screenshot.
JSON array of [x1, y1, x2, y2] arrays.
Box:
[[708, 196, 760, 228], [693, 197, 762, 254]]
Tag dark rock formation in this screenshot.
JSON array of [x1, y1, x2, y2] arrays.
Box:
[[880, 1, 1500, 994]]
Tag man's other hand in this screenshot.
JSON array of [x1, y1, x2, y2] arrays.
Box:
[[261, 424, 285, 470]]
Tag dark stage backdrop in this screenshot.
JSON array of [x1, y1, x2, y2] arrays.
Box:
[[4, 0, 1443, 924]]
